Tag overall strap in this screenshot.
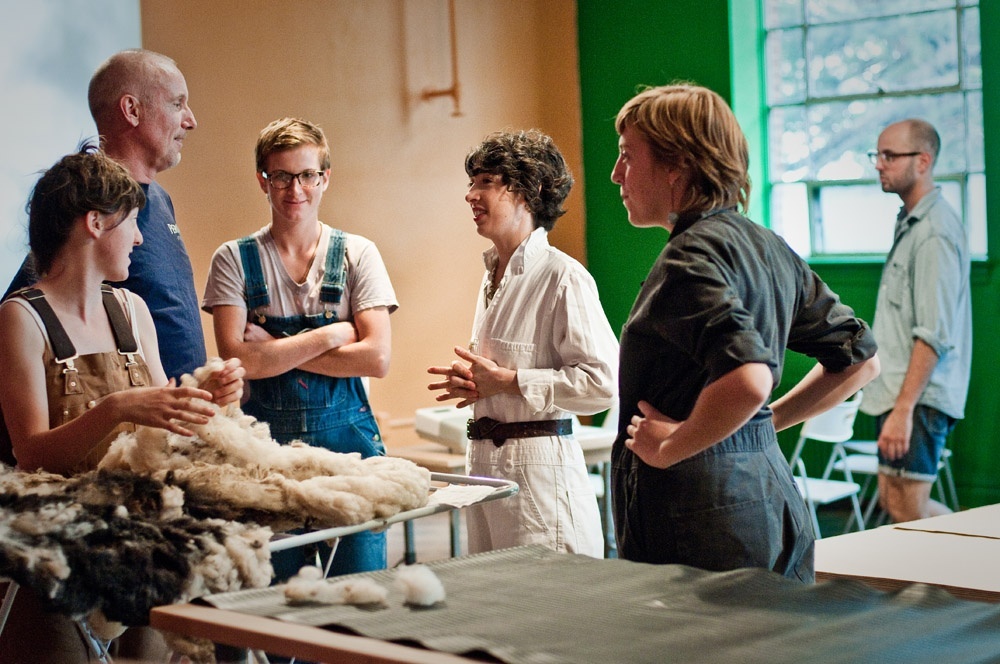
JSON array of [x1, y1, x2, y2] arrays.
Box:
[[100, 284, 138, 353], [238, 236, 270, 310], [16, 288, 83, 395], [18, 289, 76, 361], [320, 229, 347, 305], [100, 285, 146, 386]]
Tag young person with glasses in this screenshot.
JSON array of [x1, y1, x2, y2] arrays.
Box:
[[202, 117, 398, 578]]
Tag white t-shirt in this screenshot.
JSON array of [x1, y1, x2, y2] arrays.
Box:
[[202, 223, 398, 320]]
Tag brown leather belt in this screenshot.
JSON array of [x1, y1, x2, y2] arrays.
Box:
[[466, 417, 573, 447]]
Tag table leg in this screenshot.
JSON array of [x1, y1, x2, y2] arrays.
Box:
[[449, 510, 461, 557], [602, 462, 616, 558], [403, 521, 417, 564]]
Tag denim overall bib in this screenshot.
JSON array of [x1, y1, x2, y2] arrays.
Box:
[[238, 231, 386, 578]]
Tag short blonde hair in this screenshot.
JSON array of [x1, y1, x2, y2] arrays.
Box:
[[616, 83, 751, 215], [255, 117, 331, 173]]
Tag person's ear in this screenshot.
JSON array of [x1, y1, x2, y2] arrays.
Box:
[[84, 211, 103, 238], [121, 94, 141, 127], [917, 151, 934, 173]]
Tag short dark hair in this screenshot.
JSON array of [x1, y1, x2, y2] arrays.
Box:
[[903, 118, 942, 165], [464, 129, 573, 231], [28, 145, 145, 275]]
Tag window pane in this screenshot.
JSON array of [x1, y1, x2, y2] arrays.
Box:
[[962, 7, 982, 89], [764, 0, 803, 29], [765, 28, 806, 105], [770, 183, 811, 257], [804, 93, 966, 181], [967, 91, 984, 172], [805, 0, 953, 24], [805, 99, 876, 181], [768, 106, 809, 182], [808, 11, 959, 98], [817, 184, 898, 254], [939, 181, 963, 229], [816, 182, 973, 257], [967, 174, 986, 257], [758, 0, 984, 258]]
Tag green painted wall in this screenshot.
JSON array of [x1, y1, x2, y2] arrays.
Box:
[[577, 0, 1000, 507]]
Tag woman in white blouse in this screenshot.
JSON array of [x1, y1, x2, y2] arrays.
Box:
[[428, 130, 619, 557]]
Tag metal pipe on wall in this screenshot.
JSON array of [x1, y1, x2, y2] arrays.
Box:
[[420, 0, 462, 117]]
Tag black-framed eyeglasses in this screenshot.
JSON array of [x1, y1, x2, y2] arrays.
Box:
[[866, 150, 922, 165], [262, 170, 325, 189]]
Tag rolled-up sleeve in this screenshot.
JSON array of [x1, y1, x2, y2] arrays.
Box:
[[911, 235, 963, 358], [788, 273, 878, 371]]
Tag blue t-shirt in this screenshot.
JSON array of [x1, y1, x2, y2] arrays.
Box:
[[3, 181, 206, 380]]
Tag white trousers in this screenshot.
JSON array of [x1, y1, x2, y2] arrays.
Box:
[[465, 435, 604, 557]]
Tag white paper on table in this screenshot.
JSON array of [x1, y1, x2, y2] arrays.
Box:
[[428, 484, 497, 508]]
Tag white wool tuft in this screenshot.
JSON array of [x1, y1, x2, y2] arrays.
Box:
[[284, 566, 389, 606], [395, 564, 445, 606], [99, 359, 431, 531]]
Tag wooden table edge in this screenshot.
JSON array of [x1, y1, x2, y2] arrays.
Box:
[[815, 571, 1000, 604], [150, 603, 474, 664]]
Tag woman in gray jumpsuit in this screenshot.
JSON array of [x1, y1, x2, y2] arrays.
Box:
[[608, 84, 880, 581]]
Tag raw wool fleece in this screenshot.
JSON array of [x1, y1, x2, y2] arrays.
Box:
[[0, 467, 273, 628], [284, 565, 389, 606], [99, 358, 432, 531]]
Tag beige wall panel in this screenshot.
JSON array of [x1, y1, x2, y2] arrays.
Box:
[[141, 0, 584, 426]]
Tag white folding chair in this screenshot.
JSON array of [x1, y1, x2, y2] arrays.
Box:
[[791, 459, 864, 540], [787, 394, 866, 538]]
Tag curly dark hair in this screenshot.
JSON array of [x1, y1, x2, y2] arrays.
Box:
[[464, 129, 573, 231], [28, 144, 145, 275]]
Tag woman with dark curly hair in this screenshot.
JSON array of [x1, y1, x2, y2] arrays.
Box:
[[428, 130, 619, 556]]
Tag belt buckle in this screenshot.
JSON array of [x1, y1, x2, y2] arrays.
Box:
[[467, 417, 506, 446]]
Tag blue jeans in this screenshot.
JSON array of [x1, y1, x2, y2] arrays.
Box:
[[243, 313, 387, 579], [876, 404, 956, 482]]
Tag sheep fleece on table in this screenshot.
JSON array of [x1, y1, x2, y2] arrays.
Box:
[[98, 364, 431, 531], [0, 468, 273, 626]]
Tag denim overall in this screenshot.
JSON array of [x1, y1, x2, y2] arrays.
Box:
[[238, 232, 386, 579]]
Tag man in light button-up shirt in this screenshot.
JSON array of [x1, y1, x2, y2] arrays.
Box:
[[862, 119, 972, 523]]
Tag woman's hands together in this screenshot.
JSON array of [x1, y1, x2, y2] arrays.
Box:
[[427, 346, 518, 409]]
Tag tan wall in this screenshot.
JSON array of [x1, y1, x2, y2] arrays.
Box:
[[141, 0, 585, 427]]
